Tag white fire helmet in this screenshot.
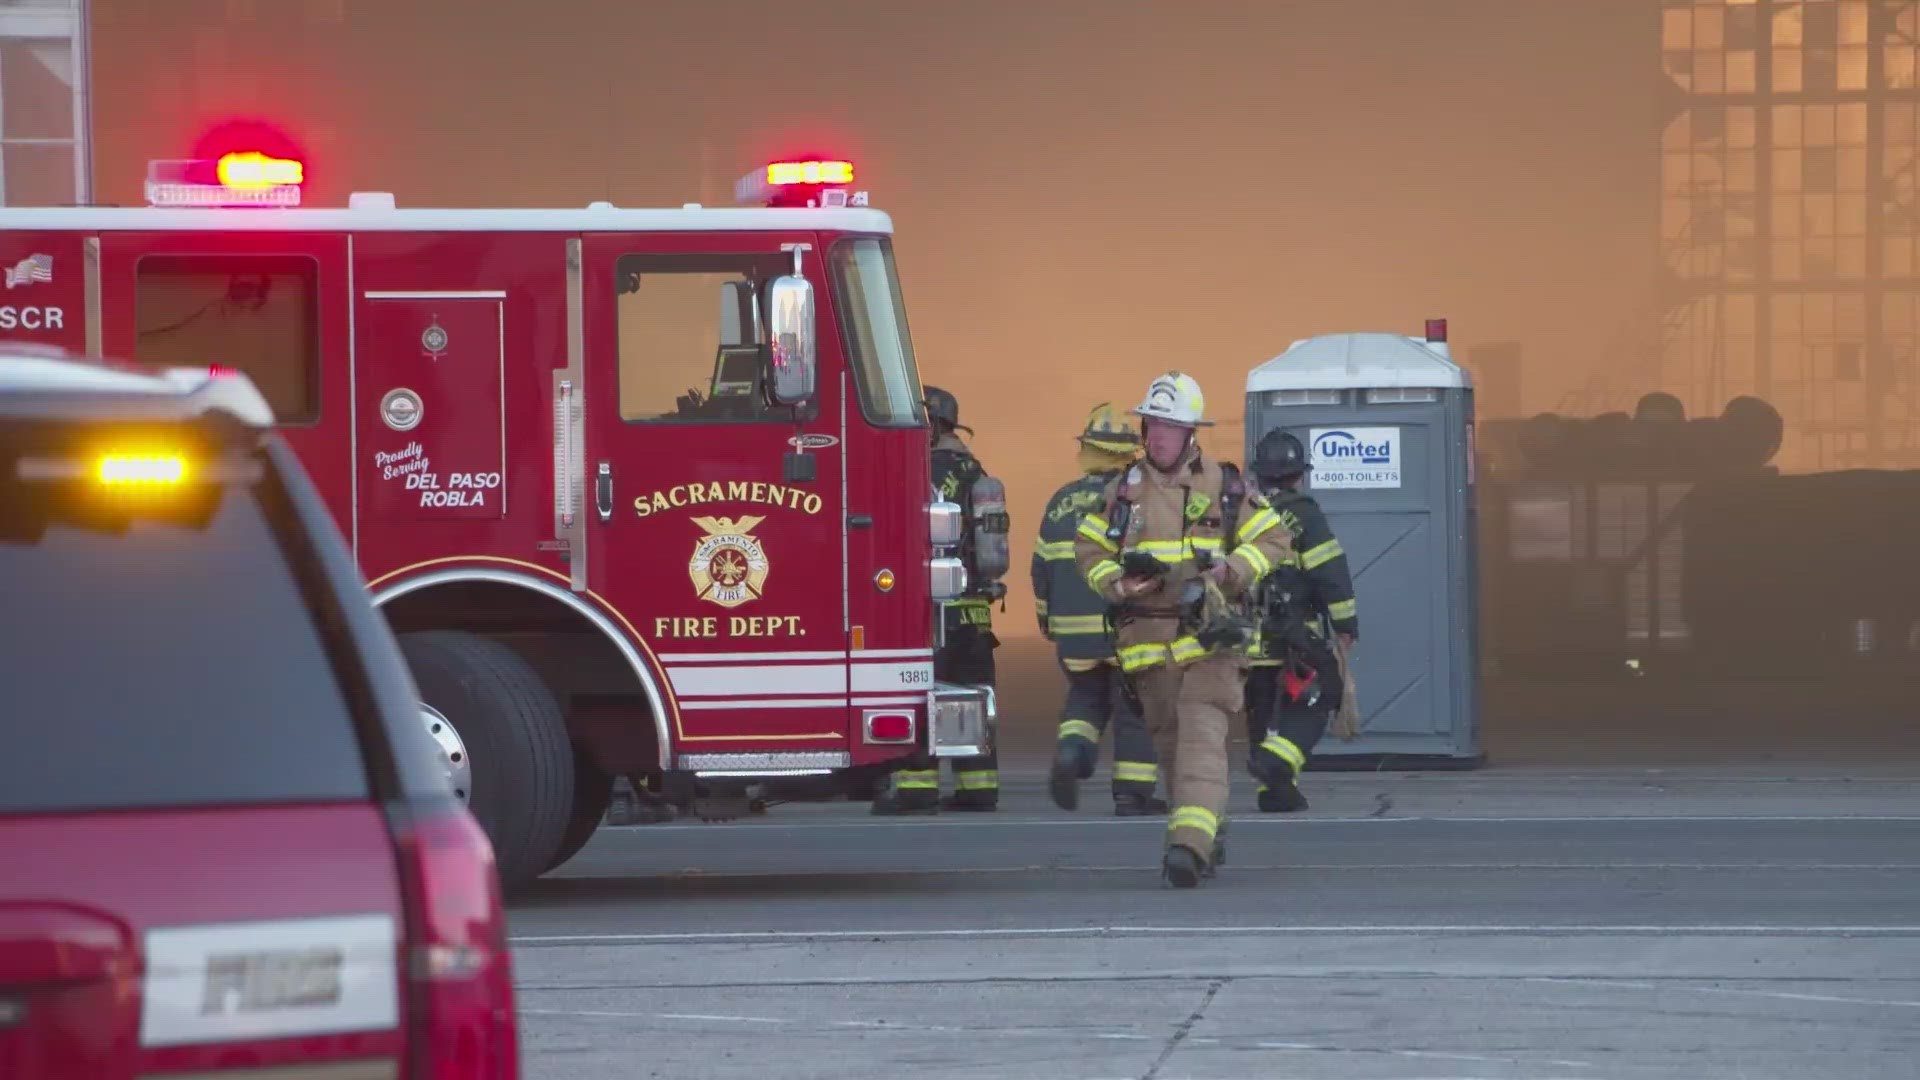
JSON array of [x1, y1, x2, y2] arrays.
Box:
[[1131, 371, 1212, 428]]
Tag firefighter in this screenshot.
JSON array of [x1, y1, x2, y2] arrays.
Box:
[[1244, 429, 1360, 812], [1037, 403, 1168, 817], [1072, 372, 1294, 887], [872, 385, 1006, 814]]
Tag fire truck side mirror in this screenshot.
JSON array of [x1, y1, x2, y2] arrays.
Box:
[[766, 273, 817, 406]]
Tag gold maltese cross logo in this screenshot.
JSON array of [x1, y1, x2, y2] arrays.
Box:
[[688, 515, 771, 609]]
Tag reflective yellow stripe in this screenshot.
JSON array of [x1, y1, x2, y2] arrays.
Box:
[[1061, 657, 1108, 673], [1328, 598, 1357, 620], [1048, 614, 1108, 635], [1058, 718, 1101, 742], [1260, 735, 1307, 772], [1034, 539, 1076, 560], [1118, 642, 1170, 672], [1230, 543, 1273, 579], [1132, 537, 1223, 563], [1035, 600, 1051, 616], [956, 770, 998, 790], [1300, 539, 1344, 570], [1077, 517, 1118, 552], [895, 770, 939, 790], [1237, 507, 1282, 543], [1086, 560, 1123, 590], [1167, 805, 1219, 842], [1113, 761, 1158, 783], [1169, 636, 1207, 664]]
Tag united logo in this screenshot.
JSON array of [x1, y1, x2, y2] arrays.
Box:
[[688, 515, 771, 608]]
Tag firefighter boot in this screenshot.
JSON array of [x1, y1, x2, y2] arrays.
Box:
[[1163, 844, 1206, 889], [870, 768, 940, 816], [1050, 737, 1095, 811], [1113, 792, 1169, 817], [942, 761, 999, 812], [1256, 780, 1310, 813], [1249, 733, 1310, 813]]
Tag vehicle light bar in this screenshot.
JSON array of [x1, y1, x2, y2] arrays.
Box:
[[146, 153, 304, 208], [734, 158, 868, 208], [767, 160, 853, 186]]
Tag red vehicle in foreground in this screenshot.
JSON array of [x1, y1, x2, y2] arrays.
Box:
[[0, 349, 517, 1078], [0, 152, 993, 889]]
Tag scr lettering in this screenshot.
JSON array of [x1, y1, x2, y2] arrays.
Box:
[[0, 306, 63, 331]]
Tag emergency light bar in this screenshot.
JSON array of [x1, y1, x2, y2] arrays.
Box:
[[734, 158, 869, 209], [146, 153, 305, 208]]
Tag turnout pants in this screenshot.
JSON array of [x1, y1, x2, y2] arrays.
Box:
[[1055, 659, 1159, 800], [888, 623, 999, 807], [1131, 654, 1243, 862], [1245, 640, 1342, 783]]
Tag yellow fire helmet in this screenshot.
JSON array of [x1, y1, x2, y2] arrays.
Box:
[[1077, 402, 1142, 454]]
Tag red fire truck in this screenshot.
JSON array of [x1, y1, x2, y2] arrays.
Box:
[[0, 151, 994, 889]]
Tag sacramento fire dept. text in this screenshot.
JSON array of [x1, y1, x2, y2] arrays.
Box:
[[654, 615, 806, 638], [634, 481, 823, 518]]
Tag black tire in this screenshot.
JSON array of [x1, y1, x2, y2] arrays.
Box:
[[546, 749, 611, 873], [399, 630, 574, 893]]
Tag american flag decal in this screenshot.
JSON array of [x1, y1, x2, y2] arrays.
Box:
[[5, 253, 52, 289]]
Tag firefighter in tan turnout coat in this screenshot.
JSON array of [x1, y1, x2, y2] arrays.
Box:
[[1072, 371, 1295, 887]]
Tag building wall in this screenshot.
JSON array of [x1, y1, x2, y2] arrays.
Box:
[[1661, 0, 1920, 470]]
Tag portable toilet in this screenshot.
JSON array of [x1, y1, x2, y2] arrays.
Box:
[[1243, 321, 1482, 768]]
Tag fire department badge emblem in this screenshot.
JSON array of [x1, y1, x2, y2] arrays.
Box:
[[688, 515, 770, 609]]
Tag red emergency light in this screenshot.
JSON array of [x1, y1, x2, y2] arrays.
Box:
[[767, 159, 853, 187], [735, 158, 867, 209], [216, 152, 304, 189], [146, 152, 305, 208]]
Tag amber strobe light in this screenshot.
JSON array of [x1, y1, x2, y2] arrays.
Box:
[[98, 453, 187, 485]]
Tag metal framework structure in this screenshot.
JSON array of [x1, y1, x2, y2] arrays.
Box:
[[0, 0, 89, 206], [1661, 0, 1920, 470]]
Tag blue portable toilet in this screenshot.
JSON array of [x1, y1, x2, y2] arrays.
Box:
[[1243, 323, 1483, 768]]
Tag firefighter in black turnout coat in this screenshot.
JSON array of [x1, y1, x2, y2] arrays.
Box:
[[873, 386, 1007, 813], [1244, 430, 1360, 812], [1036, 405, 1169, 816]]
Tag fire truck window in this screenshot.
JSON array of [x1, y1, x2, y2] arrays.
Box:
[[134, 255, 321, 424], [828, 237, 926, 428], [615, 253, 789, 423]]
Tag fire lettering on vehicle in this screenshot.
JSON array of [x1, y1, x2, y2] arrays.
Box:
[[652, 614, 806, 638], [632, 480, 823, 519], [199, 947, 345, 1016]]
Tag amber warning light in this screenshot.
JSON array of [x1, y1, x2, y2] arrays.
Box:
[[146, 153, 305, 208], [735, 158, 867, 208]]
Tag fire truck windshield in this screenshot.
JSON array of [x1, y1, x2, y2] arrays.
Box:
[[829, 237, 925, 428]]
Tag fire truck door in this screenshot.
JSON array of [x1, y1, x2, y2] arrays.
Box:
[[353, 293, 507, 534], [579, 235, 851, 750]]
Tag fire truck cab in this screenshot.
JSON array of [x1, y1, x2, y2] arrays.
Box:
[[0, 153, 994, 890]]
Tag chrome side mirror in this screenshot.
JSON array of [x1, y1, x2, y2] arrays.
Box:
[[766, 247, 816, 406]]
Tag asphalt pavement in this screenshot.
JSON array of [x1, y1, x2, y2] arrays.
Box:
[[508, 759, 1920, 1080]]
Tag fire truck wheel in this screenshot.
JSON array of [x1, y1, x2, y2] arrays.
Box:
[[546, 749, 612, 872], [399, 630, 575, 891]]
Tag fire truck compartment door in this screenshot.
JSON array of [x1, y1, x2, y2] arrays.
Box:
[[581, 234, 852, 752], [356, 294, 507, 522]]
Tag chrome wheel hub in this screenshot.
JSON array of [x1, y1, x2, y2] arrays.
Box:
[[419, 703, 472, 805]]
